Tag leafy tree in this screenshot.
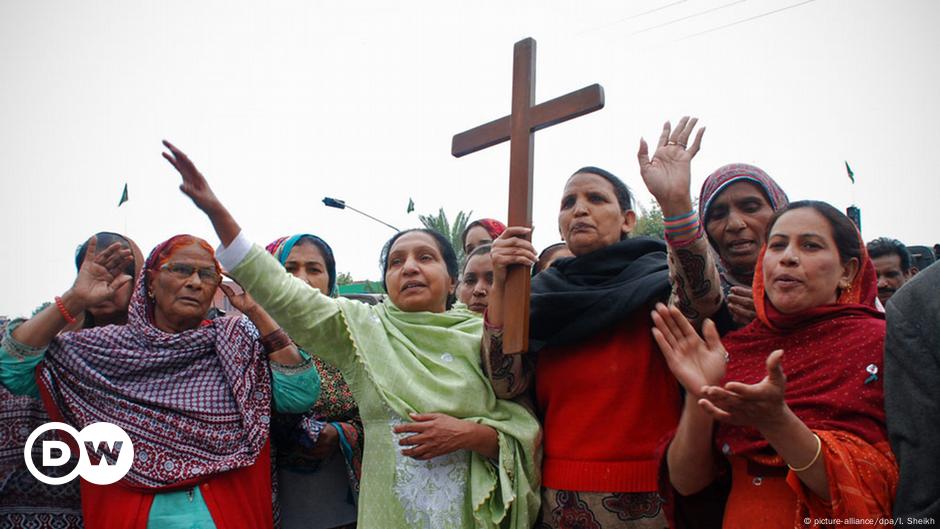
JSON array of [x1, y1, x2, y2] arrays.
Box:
[[634, 200, 665, 240], [336, 271, 354, 286], [418, 208, 472, 262]]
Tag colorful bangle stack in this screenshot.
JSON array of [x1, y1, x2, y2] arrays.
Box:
[[664, 209, 703, 248], [54, 296, 77, 325]]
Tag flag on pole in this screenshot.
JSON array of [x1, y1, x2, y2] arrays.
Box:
[[845, 161, 855, 184], [406, 197, 415, 213], [118, 183, 129, 207]]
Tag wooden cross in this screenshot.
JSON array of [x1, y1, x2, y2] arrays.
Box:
[[452, 37, 604, 354]]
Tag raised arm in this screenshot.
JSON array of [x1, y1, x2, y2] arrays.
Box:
[[12, 237, 132, 349], [639, 118, 723, 328], [162, 140, 241, 247], [1, 238, 132, 397], [163, 141, 353, 365]]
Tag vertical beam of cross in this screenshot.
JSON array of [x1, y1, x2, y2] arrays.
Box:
[[452, 37, 605, 353]]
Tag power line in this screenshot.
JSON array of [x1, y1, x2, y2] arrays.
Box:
[[622, 0, 689, 21], [678, 0, 817, 41], [579, 0, 688, 35], [632, 0, 748, 36]]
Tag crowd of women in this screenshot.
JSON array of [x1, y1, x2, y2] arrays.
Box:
[[0, 116, 930, 529]]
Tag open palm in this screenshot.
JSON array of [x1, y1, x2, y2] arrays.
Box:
[[651, 303, 726, 397], [637, 117, 705, 212], [72, 237, 134, 307], [162, 140, 222, 215]]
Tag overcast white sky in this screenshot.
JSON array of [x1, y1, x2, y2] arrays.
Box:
[[1, 0, 938, 316]]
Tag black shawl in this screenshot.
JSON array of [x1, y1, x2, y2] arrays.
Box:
[[529, 237, 671, 352]]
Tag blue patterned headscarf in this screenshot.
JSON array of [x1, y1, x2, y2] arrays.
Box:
[[266, 234, 337, 297]]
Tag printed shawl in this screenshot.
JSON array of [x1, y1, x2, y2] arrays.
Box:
[[35, 235, 272, 489], [698, 163, 789, 290], [715, 242, 897, 524], [333, 298, 541, 529], [529, 237, 670, 352]]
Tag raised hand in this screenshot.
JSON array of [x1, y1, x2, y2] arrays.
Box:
[[162, 140, 241, 246], [70, 237, 134, 308], [651, 303, 727, 397], [698, 349, 788, 430], [218, 280, 260, 317], [162, 140, 223, 215], [637, 116, 705, 217]]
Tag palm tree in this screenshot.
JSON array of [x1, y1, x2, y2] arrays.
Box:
[[418, 208, 472, 262]]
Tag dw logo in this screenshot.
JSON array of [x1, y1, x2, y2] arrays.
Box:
[[24, 422, 134, 485]]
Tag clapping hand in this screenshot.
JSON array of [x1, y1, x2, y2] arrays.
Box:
[[698, 349, 788, 430], [637, 117, 705, 217], [651, 303, 727, 397]]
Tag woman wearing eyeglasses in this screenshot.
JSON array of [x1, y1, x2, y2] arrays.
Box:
[[0, 234, 322, 529]]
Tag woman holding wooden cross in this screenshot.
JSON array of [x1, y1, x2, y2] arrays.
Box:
[[485, 118, 706, 528]]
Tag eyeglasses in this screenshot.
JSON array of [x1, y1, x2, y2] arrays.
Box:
[[160, 263, 221, 284]]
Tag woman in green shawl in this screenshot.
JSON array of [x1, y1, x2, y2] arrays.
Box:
[[162, 141, 540, 529]]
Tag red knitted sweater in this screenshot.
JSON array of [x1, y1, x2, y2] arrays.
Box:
[[536, 310, 681, 492]]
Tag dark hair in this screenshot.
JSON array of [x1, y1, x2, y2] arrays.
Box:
[[380, 229, 459, 308], [75, 232, 136, 278], [460, 219, 506, 252], [461, 243, 492, 275], [291, 235, 338, 296], [866, 237, 913, 273], [571, 166, 634, 212], [533, 242, 569, 276], [765, 201, 862, 265]]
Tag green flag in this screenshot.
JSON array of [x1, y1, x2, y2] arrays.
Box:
[[845, 161, 854, 184], [118, 183, 129, 207], [406, 197, 415, 213]]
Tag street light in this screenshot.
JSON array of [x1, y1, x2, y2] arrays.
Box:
[[322, 197, 399, 232]]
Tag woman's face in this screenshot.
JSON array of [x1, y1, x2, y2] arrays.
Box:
[[463, 225, 493, 256], [456, 252, 494, 313], [558, 172, 635, 256], [763, 208, 859, 314], [538, 245, 574, 273], [704, 181, 775, 274], [385, 232, 455, 313], [284, 241, 331, 295], [148, 243, 220, 332]]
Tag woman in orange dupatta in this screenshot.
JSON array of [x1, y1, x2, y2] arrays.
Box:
[[652, 200, 897, 528]]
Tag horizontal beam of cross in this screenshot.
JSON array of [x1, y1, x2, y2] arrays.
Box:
[[451, 84, 605, 158]]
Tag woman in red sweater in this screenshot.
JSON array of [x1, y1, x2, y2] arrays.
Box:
[[484, 117, 705, 528]]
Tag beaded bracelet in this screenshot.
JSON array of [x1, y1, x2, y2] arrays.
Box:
[[54, 296, 77, 325]]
